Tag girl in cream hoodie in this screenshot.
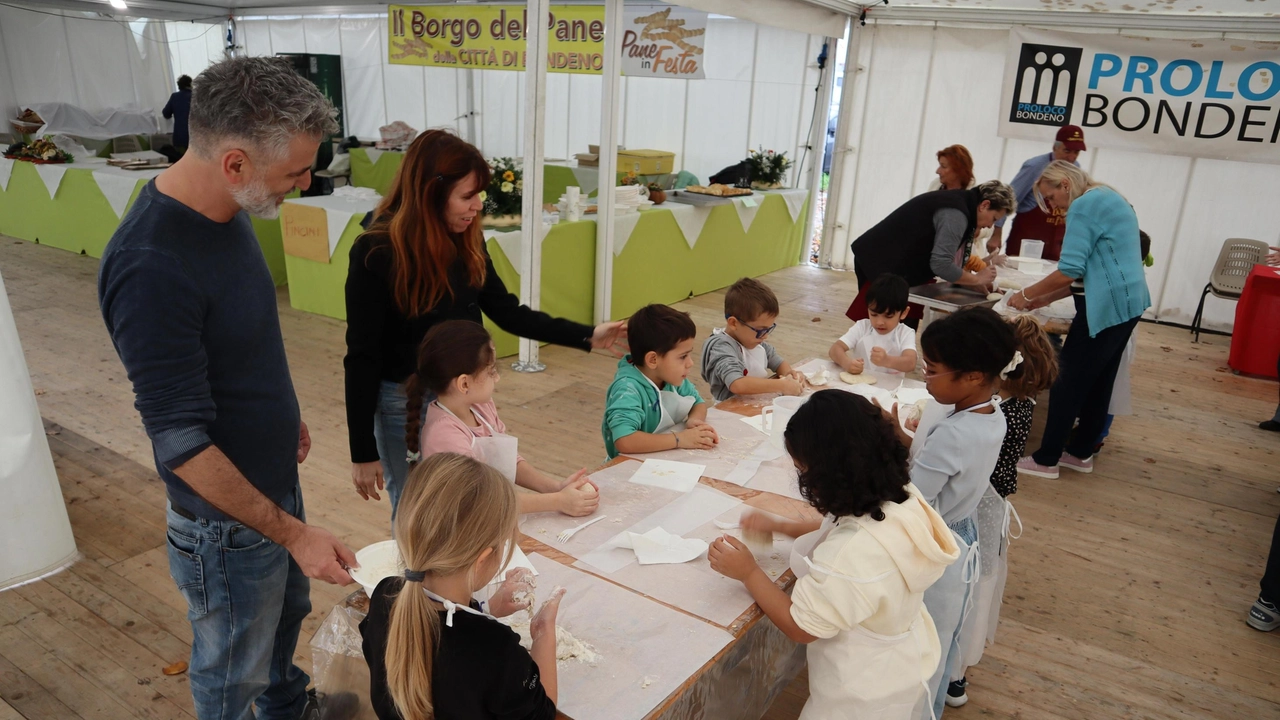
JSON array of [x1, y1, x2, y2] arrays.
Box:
[[710, 390, 960, 720]]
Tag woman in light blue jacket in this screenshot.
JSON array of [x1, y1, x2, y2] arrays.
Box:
[[1007, 160, 1150, 479]]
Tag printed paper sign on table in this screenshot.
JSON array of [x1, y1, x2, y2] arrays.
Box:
[[280, 203, 330, 264]]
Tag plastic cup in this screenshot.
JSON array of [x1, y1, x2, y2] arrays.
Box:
[[1020, 239, 1045, 260]]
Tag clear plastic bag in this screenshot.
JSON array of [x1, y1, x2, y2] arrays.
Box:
[[308, 603, 380, 720]]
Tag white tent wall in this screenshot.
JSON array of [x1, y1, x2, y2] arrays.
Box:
[[0, 6, 173, 125], [229, 13, 823, 184], [826, 21, 1280, 334]]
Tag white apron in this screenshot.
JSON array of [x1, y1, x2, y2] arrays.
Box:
[[1108, 330, 1137, 416], [954, 485, 1022, 674], [642, 374, 696, 435], [436, 402, 520, 482], [791, 518, 935, 720], [912, 398, 992, 720]]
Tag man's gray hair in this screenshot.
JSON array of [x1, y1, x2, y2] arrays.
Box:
[[975, 179, 1016, 213], [188, 56, 339, 160]]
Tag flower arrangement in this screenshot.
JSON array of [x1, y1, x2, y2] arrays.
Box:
[[746, 147, 790, 188], [619, 171, 640, 186], [483, 157, 523, 219], [4, 136, 74, 164]]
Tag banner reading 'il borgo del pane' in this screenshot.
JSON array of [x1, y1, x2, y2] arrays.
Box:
[[999, 28, 1280, 164], [388, 4, 706, 79]]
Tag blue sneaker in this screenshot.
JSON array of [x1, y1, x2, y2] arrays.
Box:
[[1247, 596, 1280, 632]]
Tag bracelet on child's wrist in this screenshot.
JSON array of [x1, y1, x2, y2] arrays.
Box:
[[672, 431, 679, 448]]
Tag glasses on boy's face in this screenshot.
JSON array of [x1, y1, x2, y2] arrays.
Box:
[[731, 317, 777, 339]]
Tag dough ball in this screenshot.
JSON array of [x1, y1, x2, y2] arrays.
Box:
[[997, 278, 1022, 291], [839, 372, 877, 386], [807, 369, 829, 386], [987, 292, 1003, 301]]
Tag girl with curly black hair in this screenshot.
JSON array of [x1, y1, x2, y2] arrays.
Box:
[[708, 390, 960, 719]]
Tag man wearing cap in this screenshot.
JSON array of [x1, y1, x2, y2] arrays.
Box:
[[987, 125, 1086, 261]]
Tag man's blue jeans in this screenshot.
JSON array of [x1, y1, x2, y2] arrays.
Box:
[[166, 484, 310, 720]]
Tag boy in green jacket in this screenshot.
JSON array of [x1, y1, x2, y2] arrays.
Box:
[[602, 304, 719, 459]]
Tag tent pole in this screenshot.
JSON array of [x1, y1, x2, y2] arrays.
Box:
[[817, 21, 863, 270], [513, 0, 551, 373], [802, 33, 841, 266], [593, 0, 624, 324]]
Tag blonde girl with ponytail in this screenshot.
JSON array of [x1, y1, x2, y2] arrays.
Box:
[[360, 453, 565, 720]]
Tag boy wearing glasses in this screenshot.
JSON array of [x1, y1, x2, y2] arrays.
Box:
[[701, 277, 804, 402], [829, 273, 918, 377]]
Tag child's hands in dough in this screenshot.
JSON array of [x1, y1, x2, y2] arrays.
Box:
[[678, 424, 718, 449], [842, 357, 865, 375], [488, 568, 535, 618], [869, 347, 889, 368], [777, 376, 804, 396], [555, 474, 600, 517], [709, 535, 758, 581], [531, 587, 566, 642]]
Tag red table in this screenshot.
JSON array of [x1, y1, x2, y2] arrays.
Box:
[[1229, 264, 1280, 378]]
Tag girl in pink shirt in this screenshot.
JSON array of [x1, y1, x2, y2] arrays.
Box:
[[406, 320, 599, 516]]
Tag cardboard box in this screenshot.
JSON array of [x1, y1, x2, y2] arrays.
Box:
[[574, 152, 599, 167], [618, 149, 676, 175]]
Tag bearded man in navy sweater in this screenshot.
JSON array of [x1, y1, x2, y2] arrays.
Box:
[[99, 56, 354, 720]]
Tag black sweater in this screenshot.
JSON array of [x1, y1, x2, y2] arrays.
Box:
[[344, 231, 595, 463], [359, 577, 557, 720]]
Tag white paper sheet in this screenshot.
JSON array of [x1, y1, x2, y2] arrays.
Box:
[[732, 194, 762, 232], [0, 157, 13, 192], [582, 504, 797, 627], [623, 408, 773, 485], [623, 527, 708, 565], [509, 554, 732, 720], [520, 460, 685, 562], [577, 484, 742, 574], [666, 202, 712, 249], [325, 208, 355, 258], [33, 163, 68, 199], [628, 458, 705, 493], [91, 170, 140, 219]]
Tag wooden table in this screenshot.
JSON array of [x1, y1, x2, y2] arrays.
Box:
[[331, 396, 819, 720]]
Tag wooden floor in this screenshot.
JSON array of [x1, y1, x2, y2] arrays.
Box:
[[1, 236, 1278, 719]]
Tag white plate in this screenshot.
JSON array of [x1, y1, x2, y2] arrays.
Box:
[[350, 540, 401, 597]]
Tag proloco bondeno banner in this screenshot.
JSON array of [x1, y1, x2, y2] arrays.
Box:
[[388, 4, 706, 79], [1000, 28, 1280, 164]]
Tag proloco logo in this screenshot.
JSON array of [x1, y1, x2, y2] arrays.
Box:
[[1010, 43, 1083, 126]]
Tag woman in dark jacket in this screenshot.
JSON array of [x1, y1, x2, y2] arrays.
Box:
[[344, 130, 624, 515], [844, 180, 1014, 323]]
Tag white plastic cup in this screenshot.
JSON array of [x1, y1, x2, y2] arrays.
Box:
[[1020, 239, 1045, 260], [766, 395, 809, 449]]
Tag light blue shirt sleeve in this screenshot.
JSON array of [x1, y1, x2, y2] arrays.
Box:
[[1057, 198, 1100, 280]]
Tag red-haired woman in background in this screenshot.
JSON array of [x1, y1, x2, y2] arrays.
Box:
[[344, 130, 625, 517]]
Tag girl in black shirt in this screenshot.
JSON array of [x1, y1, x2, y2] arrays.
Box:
[[360, 453, 564, 720]]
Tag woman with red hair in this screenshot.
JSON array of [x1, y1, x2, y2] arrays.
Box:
[[931, 144, 975, 191], [344, 130, 625, 515]]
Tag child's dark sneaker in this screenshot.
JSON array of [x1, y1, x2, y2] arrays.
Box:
[[1248, 596, 1280, 632], [945, 677, 969, 708]]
